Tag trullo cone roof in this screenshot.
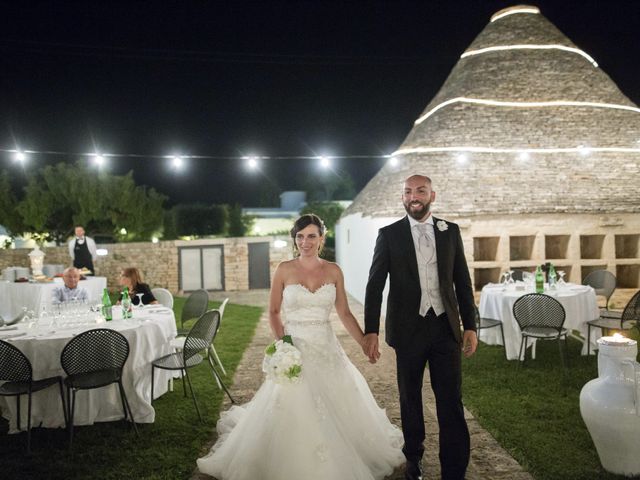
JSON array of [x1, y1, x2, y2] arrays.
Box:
[[345, 5, 640, 218]]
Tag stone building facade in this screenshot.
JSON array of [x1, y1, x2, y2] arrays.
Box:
[[337, 6, 640, 303]]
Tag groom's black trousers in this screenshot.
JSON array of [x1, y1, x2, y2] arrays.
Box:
[[394, 309, 470, 480]]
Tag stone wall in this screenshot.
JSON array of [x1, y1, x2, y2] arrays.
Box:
[[0, 236, 292, 294]]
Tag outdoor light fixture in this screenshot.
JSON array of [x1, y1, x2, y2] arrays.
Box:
[[172, 155, 184, 169], [388, 156, 399, 167], [244, 156, 259, 170], [318, 156, 331, 169], [13, 150, 26, 162], [96, 248, 108, 256], [518, 151, 530, 161], [92, 153, 105, 166]]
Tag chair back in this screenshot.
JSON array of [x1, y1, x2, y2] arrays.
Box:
[[621, 290, 640, 325], [0, 340, 32, 383], [61, 328, 130, 376], [151, 287, 174, 309], [513, 293, 566, 333], [510, 269, 525, 282], [181, 289, 209, 329], [583, 270, 617, 303], [183, 310, 221, 363], [218, 298, 229, 319]]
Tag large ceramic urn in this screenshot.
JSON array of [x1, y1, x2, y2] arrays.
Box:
[[580, 334, 640, 476]]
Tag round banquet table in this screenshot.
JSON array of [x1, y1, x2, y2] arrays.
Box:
[[0, 305, 177, 432], [478, 283, 601, 360]]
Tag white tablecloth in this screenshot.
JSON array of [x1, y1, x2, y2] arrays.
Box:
[[479, 283, 600, 360], [0, 276, 108, 319], [0, 305, 177, 432]]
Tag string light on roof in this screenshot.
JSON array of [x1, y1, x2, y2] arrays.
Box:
[[461, 44, 598, 68], [456, 153, 469, 165], [414, 97, 640, 125], [578, 145, 592, 157], [490, 6, 540, 22]]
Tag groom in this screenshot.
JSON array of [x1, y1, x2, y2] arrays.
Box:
[[363, 174, 477, 480]]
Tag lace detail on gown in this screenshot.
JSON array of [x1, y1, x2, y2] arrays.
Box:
[[197, 283, 404, 480]]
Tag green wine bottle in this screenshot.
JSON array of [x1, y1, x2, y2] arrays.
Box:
[[102, 288, 112, 321], [535, 265, 545, 293], [121, 287, 132, 319], [548, 263, 557, 289]]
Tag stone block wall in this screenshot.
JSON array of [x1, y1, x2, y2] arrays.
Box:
[[0, 236, 292, 294]]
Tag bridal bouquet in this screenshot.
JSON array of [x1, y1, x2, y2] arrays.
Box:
[[262, 335, 303, 385]]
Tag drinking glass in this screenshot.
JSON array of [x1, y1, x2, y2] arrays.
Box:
[[136, 293, 145, 308], [557, 271, 567, 288]]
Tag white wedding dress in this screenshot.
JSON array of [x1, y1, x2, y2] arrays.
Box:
[[197, 283, 404, 480]]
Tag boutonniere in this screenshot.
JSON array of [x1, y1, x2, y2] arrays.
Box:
[[436, 220, 448, 232]]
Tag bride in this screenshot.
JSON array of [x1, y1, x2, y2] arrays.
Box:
[[197, 213, 404, 480]]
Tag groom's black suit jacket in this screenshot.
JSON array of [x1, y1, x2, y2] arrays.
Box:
[[364, 216, 476, 349]]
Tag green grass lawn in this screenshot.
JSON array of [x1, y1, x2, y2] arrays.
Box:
[[0, 297, 262, 480], [463, 329, 640, 480]]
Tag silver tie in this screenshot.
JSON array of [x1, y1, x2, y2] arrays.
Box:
[[416, 223, 433, 261]]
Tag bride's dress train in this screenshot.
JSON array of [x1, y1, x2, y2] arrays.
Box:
[[197, 283, 404, 480]]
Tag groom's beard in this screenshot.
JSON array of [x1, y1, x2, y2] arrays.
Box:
[[403, 200, 431, 220]]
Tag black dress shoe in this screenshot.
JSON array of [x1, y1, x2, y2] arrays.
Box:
[[405, 460, 423, 480]]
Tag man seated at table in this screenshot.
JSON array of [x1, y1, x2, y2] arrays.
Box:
[[51, 267, 89, 304]]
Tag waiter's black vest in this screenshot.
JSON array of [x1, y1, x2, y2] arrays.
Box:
[[73, 239, 94, 272]]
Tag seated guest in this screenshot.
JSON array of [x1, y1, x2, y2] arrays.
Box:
[[51, 267, 89, 304], [118, 267, 158, 305]]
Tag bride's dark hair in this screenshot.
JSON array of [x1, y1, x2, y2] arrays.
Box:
[[290, 213, 326, 256]]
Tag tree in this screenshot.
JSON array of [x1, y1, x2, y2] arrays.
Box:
[[17, 162, 166, 244], [299, 202, 345, 235], [0, 170, 26, 236], [304, 170, 355, 202], [170, 203, 228, 237], [227, 204, 255, 237]]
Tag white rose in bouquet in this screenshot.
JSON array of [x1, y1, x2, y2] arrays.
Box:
[[262, 335, 303, 385]]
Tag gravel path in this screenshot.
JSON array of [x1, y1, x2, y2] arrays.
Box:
[[194, 290, 533, 480]]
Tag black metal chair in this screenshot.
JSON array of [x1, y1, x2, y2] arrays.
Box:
[[586, 290, 640, 355], [513, 293, 569, 373], [178, 289, 209, 335], [583, 269, 617, 312], [0, 340, 67, 453], [152, 309, 234, 423], [60, 328, 138, 447], [474, 306, 506, 357]]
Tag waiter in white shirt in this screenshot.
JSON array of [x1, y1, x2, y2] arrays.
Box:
[[68, 225, 97, 273]]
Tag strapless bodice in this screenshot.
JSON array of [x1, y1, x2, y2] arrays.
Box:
[[282, 283, 335, 325]]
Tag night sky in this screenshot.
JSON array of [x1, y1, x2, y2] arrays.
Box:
[[2, 1, 639, 207]]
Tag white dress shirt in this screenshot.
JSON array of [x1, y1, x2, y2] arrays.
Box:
[[408, 215, 445, 317], [51, 285, 89, 305]]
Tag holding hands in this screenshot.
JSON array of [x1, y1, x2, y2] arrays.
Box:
[[361, 333, 381, 364]]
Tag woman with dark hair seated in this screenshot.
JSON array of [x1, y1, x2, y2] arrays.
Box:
[[118, 267, 158, 305]]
